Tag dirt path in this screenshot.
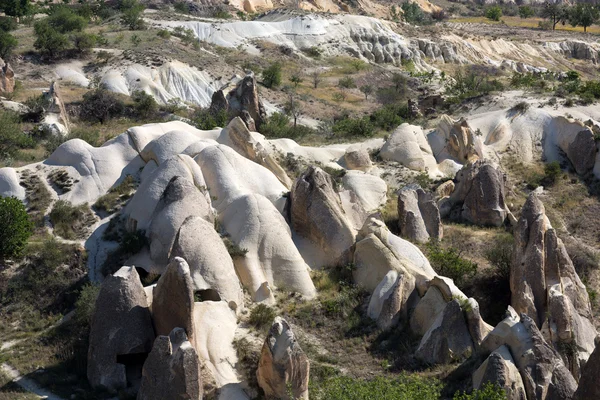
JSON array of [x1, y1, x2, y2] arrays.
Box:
[[1, 364, 65, 400]]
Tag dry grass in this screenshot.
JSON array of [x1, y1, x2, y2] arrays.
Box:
[[449, 16, 600, 34]]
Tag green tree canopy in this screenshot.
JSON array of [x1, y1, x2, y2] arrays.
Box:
[[0, 0, 30, 18], [0, 196, 33, 258], [569, 3, 599, 33]]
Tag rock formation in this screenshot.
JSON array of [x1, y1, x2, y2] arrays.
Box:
[[151, 257, 197, 347], [410, 285, 447, 336], [0, 58, 15, 94], [137, 328, 202, 400], [482, 309, 578, 400], [442, 159, 513, 227], [566, 129, 597, 176], [257, 317, 309, 400], [436, 116, 481, 164], [210, 73, 266, 130], [367, 270, 417, 330], [379, 123, 438, 171], [88, 267, 155, 392], [573, 343, 600, 400], [397, 186, 442, 243], [344, 148, 372, 171], [290, 166, 356, 262], [473, 345, 527, 400], [511, 193, 596, 378]]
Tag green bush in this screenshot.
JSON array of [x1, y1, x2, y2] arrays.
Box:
[[0, 196, 33, 258], [157, 29, 171, 39], [69, 127, 101, 147], [249, 304, 276, 329], [0, 0, 31, 18], [46, 6, 87, 33], [191, 108, 230, 130], [0, 16, 17, 32], [49, 200, 94, 240], [543, 161, 561, 186], [401, 2, 430, 25], [121, 229, 147, 254], [0, 110, 34, 161], [370, 103, 409, 130], [486, 6, 503, 21], [132, 90, 158, 119], [426, 241, 478, 288], [93, 175, 137, 214], [74, 283, 99, 327], [310, 374, 442, 400], [262, 62, 282, 88], [79, 88, 125, 124], [518, 5, 535, 19], [453, 382, 507, 400], [261, 112, 314, 140], [0, 29, 17, 59], [447, 67, 504, 101], [332, 117, 374, 138], [34, 19, 69, 59], [485, 234, 514, 281], [120, 0, 145, 30], [72, 32, 95, 53]]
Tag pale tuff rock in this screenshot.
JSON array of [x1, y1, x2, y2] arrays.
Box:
[[137, 328, 202, 400], [482, 311, 577, 400], [290, 166, 356, 262], [435, 180, 455, 198], [0, 168, 25, 200], [415, 299, 475, 365], [148, 176, 213, 268], [210, 74, 267, 130], [472, 345, 526, 400], [567, 129, 597, 176], [379, 123, 438, 171], [0, 58, 15, 94], [42, 82, 70, 135], [409, 285, 446, 336], [88, 267, 155, 392], [353, 216, 435, 293], [140, 130, 217, 165], [344, 148, 372, 171], [574, 344, 600, 400], [444, 159, 513, 227], [511, 193, 596, 379], [218, 117, 292, 188], [397, 187, 442, 243], [257, 317, 310, 400], [367, 270, 417, 330], [341, 171, 387, 212], [125, 155, 206, 231], [171, 216, 244, 313], [126, 121, 219, 155], [151, 257, 197, 348], [220, 193, 316, 303], [435, 116, 481, 164]]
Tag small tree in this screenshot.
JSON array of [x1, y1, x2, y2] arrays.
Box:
[[132, 90, 158, 119], [359, 84, 373, 100], [0, 30, 17, 59], [541, 3, 568, 30], [72, 32, 96, 54], [284, 94, 302, 127], [519, 5, 535, 19], [289, 72, 303, 88], [120, 0, 145, 30], [262, 62, 282, 88], [34, 20, 68, 59], [338, 76, 356, 91], [485, 6, 503, 21], [0, 196, 33, 258], [80, 88, 125, 124], [0, 0, 30, 19], [569, 3, 599, 33], [311, 70, 322, 89], [391, 72, 407, 94]]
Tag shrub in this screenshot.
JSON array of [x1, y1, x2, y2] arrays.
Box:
[[191, 107, 230, 130], [262, 62, 282, 88], [93, 175, 137, 214], [0, 196, 33, 258], [338, 76, 356, 90], [426, 241, 478, 288], [120, 0, 145, 30], [72, 32, 95, 54], [302, 46, 322, 58], [222, 236, 248, 258], [370, 103, 409, 130], [485, 6, 503, 21], [510, 101, 530, 114], [332, 117, 374, 138], [0, 110, 34, 160], [79, 88, 125, 124], [74, 283, 99, 327], [0, 29, 17, 59], [401, 1, 429, 25], [454, 382, 507, 400], [543, 161, 561, 186], [157, 29, 171, 39], [49, 200, 94, 240], [310, 374, 442, 400], [121, 229, 147, 254], [132, 90, 158, 119], [261, 112, 314, 140], [447, 67, 504, 101], [46, 6, 87, 33], [69, 127, 101, 147], [0, 16, 17, 32], [485, 234, 514, 281], [0, 0, 31, 18], [249, 304, 276, 329], [518, 5, 535, 19], [34, 20, 69, 59]]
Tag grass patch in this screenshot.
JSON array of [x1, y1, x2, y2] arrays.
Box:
[[19, 171, 52, 228], [49, 200, 95, 240], [425, 241, 478, 289], [93, 175, 137, 214]]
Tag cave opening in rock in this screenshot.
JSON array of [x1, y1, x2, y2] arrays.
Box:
[[116, 352, 148, 389], [194, 289, 221, 302]]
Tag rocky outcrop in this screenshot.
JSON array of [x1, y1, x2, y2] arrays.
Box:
[[511, 193, 596, 379], [367, 270, 417, 330], [443, 160, 513, 227], [574, 344, 600, 400], [137, 328, 202, 400], [0, 58, 15, 94], [171, 216, 244, 313], [257, 317, 309, 400], [482, 310, 577, 400], [436, 116, 480, 164], [415, 299, 474, 364], [410, 285, 446, 336], [218, 117, 292, 188], [473, 345, 526, 400], [42, 82, 70, 135], [567, 129, 597, 176], [397, 186, 442, 243], [379, 123, 437, 171], [151, 257, 197, 347], [344, 148, 372, 171], [88, 267, 155, 393], [290, 166, 355, 262], [210, 74, 266, 130]]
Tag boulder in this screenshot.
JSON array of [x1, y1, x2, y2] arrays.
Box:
[[341, 171, 387, 212], [344, 148, 372, 171], [436, 116, 480, 164], [446, 160, 513, 227], [0, 58, 15, 94], [151, 257, 197, 346], [567, 130, 597, 175], [436, 180, 454, 198], [415, 299, 474, 365], [171, 216, 244, 313], [512, 193, 596, 379], [574, 344, 600, 400], [218, 117, 292, 188], [210, 74, 266, 129], [379, 123, 437, 171], [290, 166, 356, 262], [220, 193, 316, 303], [137, 328, 202, 400], [410, 285, 446, 336], [367, 270, 417, 330], [257, 317, 309, 400], [148, 176, 213, 268], [397, 187, 442, 243], [88, 267, 155, 392], [473, 345, 526, 400]]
